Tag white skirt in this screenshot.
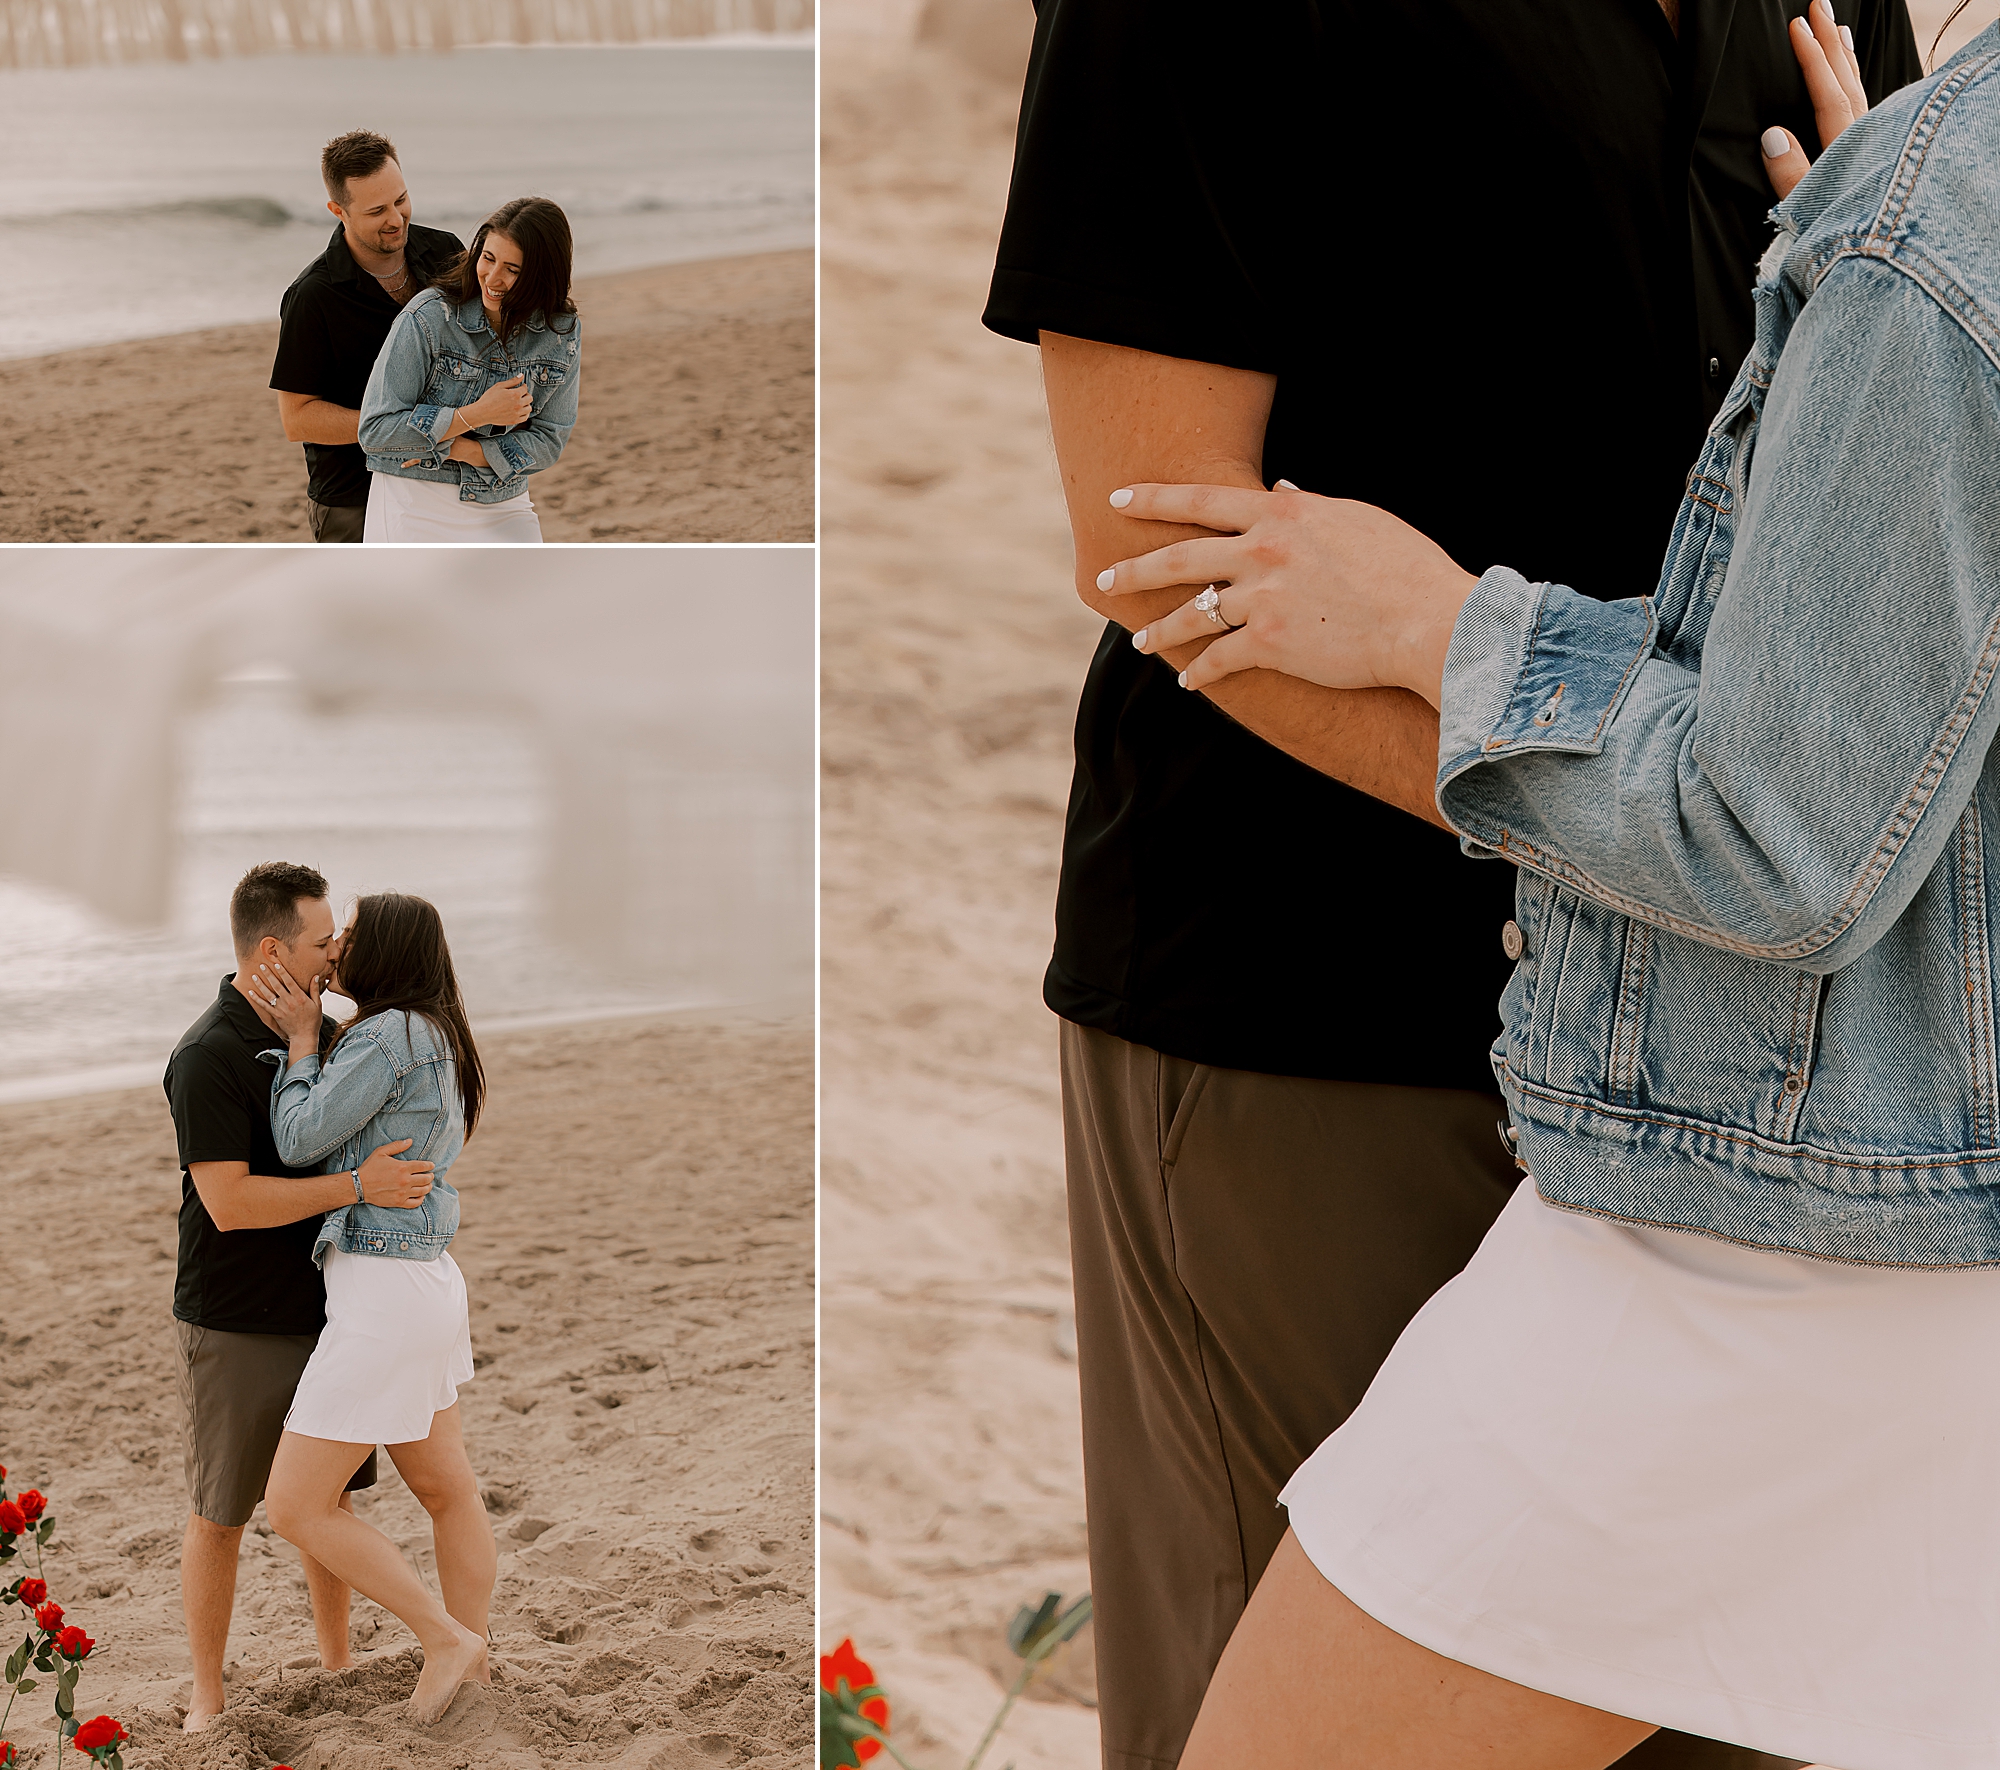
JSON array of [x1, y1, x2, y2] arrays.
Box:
[[286, 1246, 474, 1446], [1281, 1179, 2000, 1770], [363, 470, 541, 543]]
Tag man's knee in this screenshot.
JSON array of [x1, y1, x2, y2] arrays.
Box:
[[185, 1513, 246, 1549]]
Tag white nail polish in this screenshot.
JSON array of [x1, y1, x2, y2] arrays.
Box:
[[1177, 670, 1189, 688], [1275, 479, 1301, 491], [1762, 126, 1791, 158], [1108, 488, 1133, 509], [1839, 22, 1853, 47], [1097, 567, 1116, 591], [1132, 629, 1148, 649]]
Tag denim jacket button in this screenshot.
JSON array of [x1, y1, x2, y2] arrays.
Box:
[[1783, 1074, 1804, 1094], [1501, 919, 1525, 961]]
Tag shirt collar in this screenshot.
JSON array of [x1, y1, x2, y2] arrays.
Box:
[[216, 972, 278, 1050]]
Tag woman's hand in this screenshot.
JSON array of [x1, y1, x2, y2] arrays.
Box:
[[464, 374, 532, 430], [1761, 0, 1869, 198], [253, 960, 323, 1058], [447, 436, 487, 467], [1102, 482, 1478, 707]]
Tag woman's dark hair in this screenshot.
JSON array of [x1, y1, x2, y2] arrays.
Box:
[[332, 892, 485, 1137], [432, 196, 577, 346]]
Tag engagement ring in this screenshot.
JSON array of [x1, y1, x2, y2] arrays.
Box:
[[1195, 586, 1225, 628]]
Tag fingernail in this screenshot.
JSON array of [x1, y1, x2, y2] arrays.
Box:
[[1132, 628, 1148, 649], [1177, 670, 1189, 688], [1097, 567, 1116, 591], [1762, 125, 1791, 157], [1275, 478, 1301, 491], [1813, 0, 1831, 18], [1839, 21, 1853, 46], [1109, 488, 1133, 509]]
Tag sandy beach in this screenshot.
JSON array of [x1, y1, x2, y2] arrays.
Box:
[[0, 248, 812, 543], [819, 21, 1104, 1767], [0, 1009, 813, 1770]]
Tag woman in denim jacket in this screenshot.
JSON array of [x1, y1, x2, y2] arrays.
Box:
[[1099, 13, 2000, 1769], [358, 196, 581, 544], [251, 892, 493, 1724]]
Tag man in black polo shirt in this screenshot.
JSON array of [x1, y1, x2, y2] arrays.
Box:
[[983, 3, 1922, 1767], [165, 861, 435, 1732], [270, 130, 464, 543]]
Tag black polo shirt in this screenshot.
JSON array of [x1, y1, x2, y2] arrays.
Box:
[[165, 974, 337, 1334], [270, 222, 466, 509], [983, 0, 1922, 1094]]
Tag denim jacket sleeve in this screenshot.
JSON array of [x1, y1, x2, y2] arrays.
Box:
[[475, 324, 581, 490], [1436, 257, 2000, 976], [270, 1031, 398, 1168], [357, 296, 458, 461]]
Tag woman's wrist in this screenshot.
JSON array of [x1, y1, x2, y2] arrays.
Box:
[[1389, 568, 1479, 711], [288, 1034, 318, 1063]]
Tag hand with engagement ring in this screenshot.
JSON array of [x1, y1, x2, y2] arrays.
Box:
[[1097, 479, 1478, 708]]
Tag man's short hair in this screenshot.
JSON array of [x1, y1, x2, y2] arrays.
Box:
[[230, 862, 329, 954], [322, 131, 399, 208]]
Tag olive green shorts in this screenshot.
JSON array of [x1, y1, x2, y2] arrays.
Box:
[[174, 1320, 376, 1528]]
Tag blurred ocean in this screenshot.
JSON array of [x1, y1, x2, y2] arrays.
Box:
[[0, 675, 680, 1102], [0, 41, 814, 358]]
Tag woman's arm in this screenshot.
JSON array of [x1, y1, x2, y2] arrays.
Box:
[[357, 303, 529, 461], [270, 1029, 401, 1167], [1114, 260, 2000, 974], [470, 330, 582, 490]]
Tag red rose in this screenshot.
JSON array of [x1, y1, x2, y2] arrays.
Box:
[[0, 1503, 22, 1536], [33, 1601, 62, 1632], [819, 1639, 890, 1763], [16, 1579, 46, 1607], [69, 1718, 127, 1754], [56, 1627, 94, 1660], [0, 1741, 16, 1767], [16, 1492, 44, 1524]]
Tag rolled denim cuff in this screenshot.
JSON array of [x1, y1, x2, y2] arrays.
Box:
[[280, 1051, 321, 1084], [479, 433, 532, 480], [1436, 568, 1658, 845], [408, 402, 457, 447]]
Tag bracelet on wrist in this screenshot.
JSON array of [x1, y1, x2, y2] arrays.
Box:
[[352, 1170, 364, 1204]]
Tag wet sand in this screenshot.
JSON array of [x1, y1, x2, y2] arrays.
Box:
[[0, 249, 813, 543], [0, 1010, 812, 1770]]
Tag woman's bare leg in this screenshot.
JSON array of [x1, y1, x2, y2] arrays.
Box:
[[265, 1432, 486, 1723], [386, 1404, 495, 1682], [1181, 1532, 1657, 1770]]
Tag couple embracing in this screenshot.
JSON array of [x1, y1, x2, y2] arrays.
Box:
[[270, 130, 581, 544], [990, 0, 2000, 1764], [166, 863, 491, 1730]]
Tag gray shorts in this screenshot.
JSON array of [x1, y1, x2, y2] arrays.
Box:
[[307, 499, 365, 544], [174, 1320, 377, 1527]]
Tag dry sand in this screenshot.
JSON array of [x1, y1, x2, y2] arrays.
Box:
[[818, 3, 2000, 1765], [819, 24, 1106, 1768], [0, 249, 813, 543], [0, 1010, 812, 1770]]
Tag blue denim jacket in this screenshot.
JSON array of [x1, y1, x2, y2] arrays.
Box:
[[265, 1008, 464, 1265], [358, 287, 581, 504], [1436, 25, 2000, 1267]]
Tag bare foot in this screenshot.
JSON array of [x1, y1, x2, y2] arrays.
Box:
[[470, 1639, 492, 1686], [408, 1622, 486, 1724], [181, 1692, 225, 1733]]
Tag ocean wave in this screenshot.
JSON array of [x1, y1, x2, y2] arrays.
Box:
[[0, 186, 810, 230]]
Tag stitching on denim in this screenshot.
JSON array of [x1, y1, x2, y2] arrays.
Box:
[[1609, 919, 1649, 1107], [1508, 1065, 2000, 1174], [1473, 600, 2000, 961], [1582, 602, 1657, 748], [1874, 49, 1998, 244], [1960, 799, 1997, 1148]]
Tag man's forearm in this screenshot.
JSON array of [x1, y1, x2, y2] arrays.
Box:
[[277, 395, 361, 447], [201, 1171, 354, 1232], [1042, 332, 1448, 829]]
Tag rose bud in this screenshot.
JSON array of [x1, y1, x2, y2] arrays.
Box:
[[33, 1601, 62, 1632], [16, 1493, 44, 1524], [56, 1627, 93, 1660], [0, 1741, 16, 1767], [16, 1579, 47, 1606], [0, 1502, 23, 1536]]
